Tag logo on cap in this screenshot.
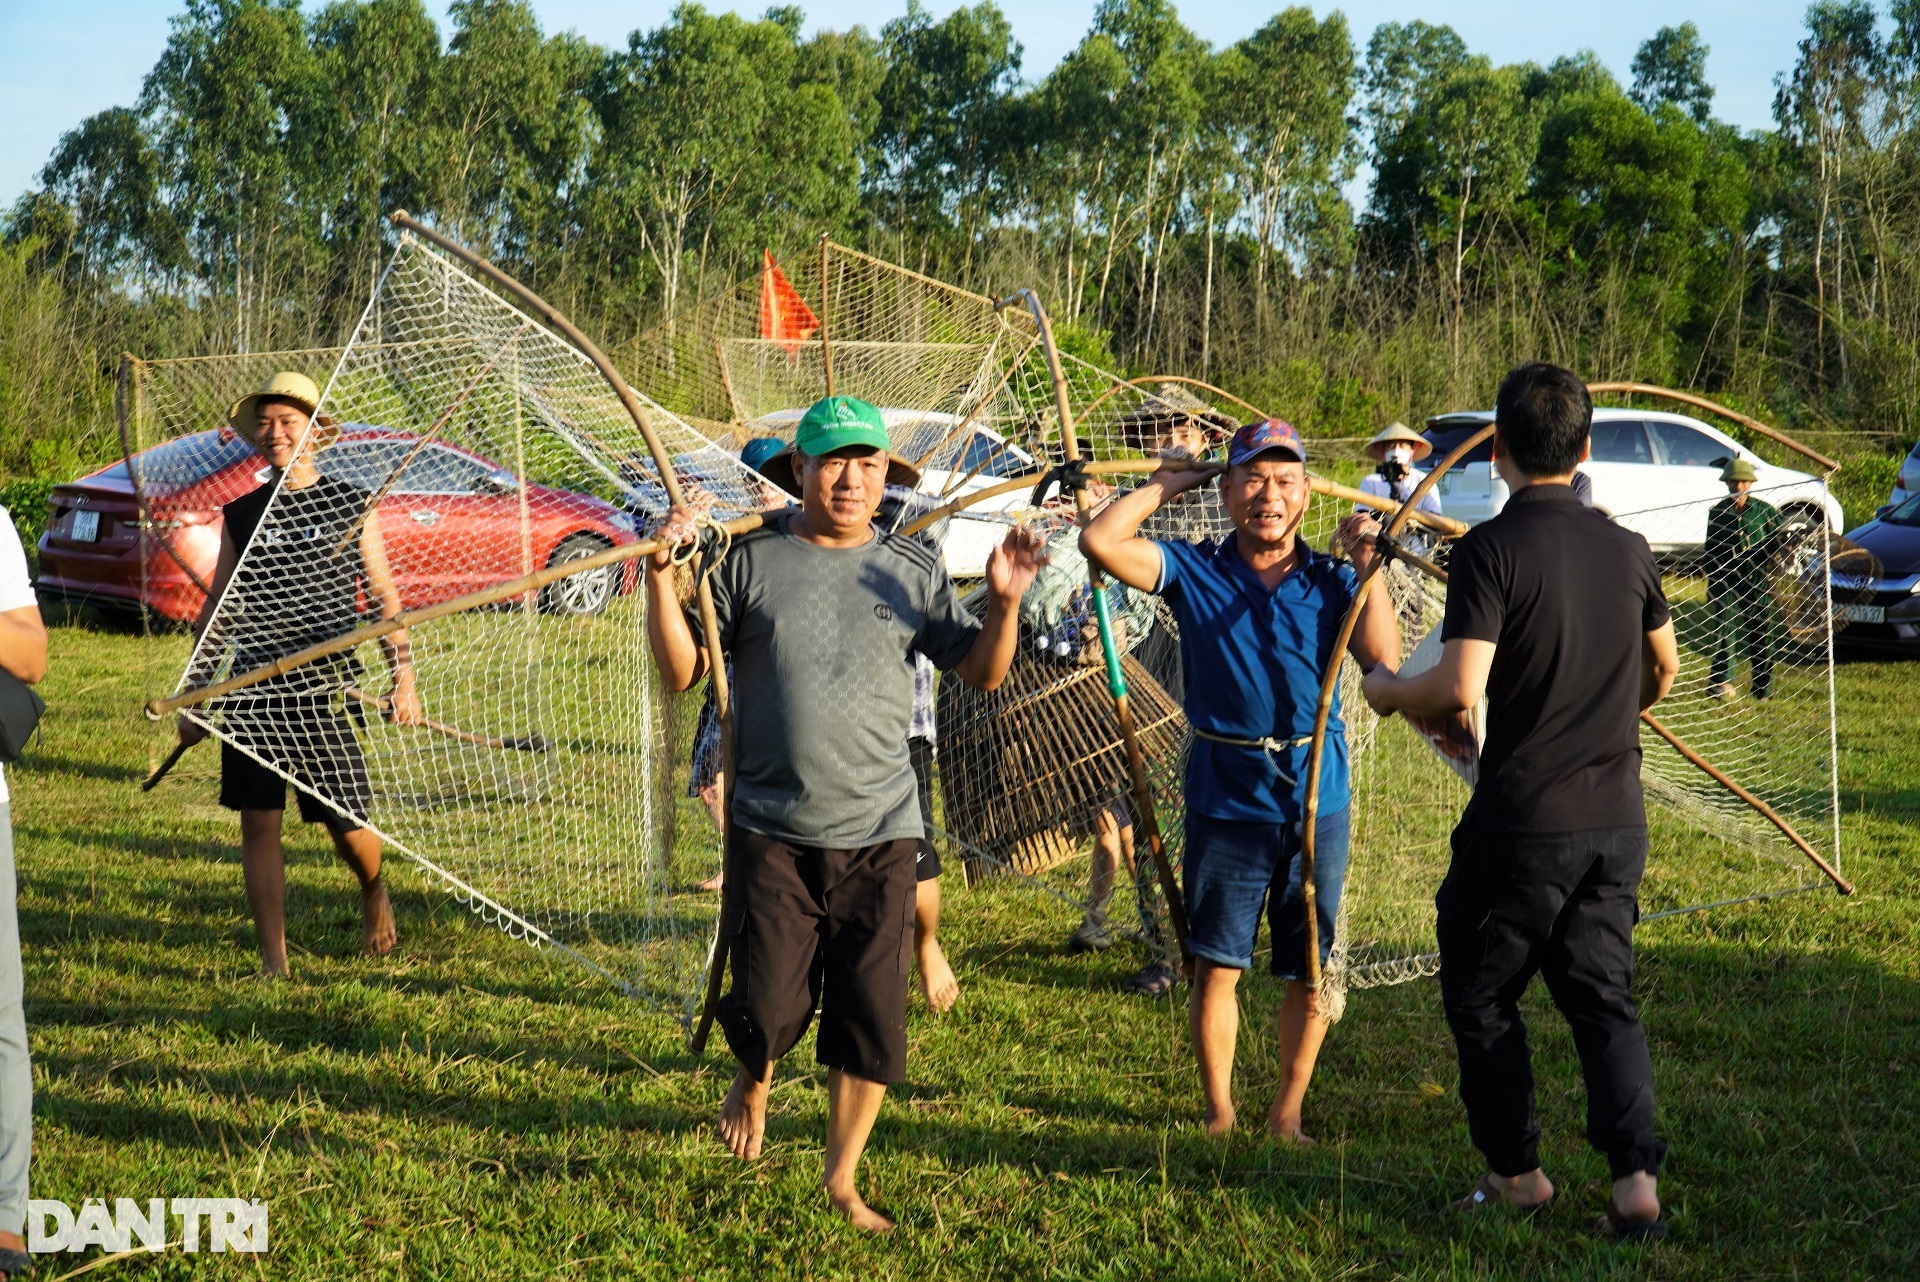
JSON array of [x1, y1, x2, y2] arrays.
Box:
[[1226, 419, 1306, 467]]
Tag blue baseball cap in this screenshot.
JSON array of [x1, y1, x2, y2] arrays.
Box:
[[1226, 418, 1306, 466], [740, 436, 786, 473]]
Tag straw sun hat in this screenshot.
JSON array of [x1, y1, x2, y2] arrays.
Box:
[[227, 371, 338, 449], [1364, 422, 1432, 463]]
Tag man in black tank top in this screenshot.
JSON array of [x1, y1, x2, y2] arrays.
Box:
[[1362, 364, 1681, 1242], [174, 372, 422, 978]]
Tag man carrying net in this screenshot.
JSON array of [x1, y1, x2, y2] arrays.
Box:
[[1081, 419, 1397, 1141], [646, 395, 1042, 1231], [1361, 363, 1680, 1241], [175, 372, 422, 978]]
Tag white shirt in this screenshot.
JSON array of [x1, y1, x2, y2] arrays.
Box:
[[1359, 472, 1445, 518], [0, 509, 37, 805]]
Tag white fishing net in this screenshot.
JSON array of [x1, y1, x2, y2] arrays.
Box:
[[114, 231, 1844, 1022], [147, 230, 776, 1018]]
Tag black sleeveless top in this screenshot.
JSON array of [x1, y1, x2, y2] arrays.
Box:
[[221, 475, 372, 676]]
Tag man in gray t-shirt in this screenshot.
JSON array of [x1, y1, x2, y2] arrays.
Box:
[[647, 395, 1042, 1233]]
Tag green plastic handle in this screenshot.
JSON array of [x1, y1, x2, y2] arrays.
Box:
[[1090, 583, 1126, 700]]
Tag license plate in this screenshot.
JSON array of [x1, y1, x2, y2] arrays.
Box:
[[71, 509, 99, 542], [1837, 602, 1884, 625]]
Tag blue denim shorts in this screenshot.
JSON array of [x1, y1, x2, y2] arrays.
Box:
[[1183, 808, 1351, 978]]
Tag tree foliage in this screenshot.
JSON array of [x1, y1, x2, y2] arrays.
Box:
[[7, 0, 1920, 476]]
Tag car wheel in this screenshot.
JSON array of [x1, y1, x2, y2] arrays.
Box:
[[539, 534, 616, 617]]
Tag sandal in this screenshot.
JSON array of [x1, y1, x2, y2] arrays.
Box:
[[0, 1245, 29, 1278], [1596, 1198, 1669, 1243], [1122, 958, 1181, 997], [1453, 1173, 1555, 1215]]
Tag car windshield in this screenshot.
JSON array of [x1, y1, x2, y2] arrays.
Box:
[[322, 438, 493, 494], [104, 432, 256, 492], [1882, 494, 1920, 526], [956, 430, 1034, 478]]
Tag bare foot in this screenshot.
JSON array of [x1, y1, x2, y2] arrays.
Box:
[[1203, 1104, 1234, 1136], [361, 877, 397, 956], [719, 1065, 770, 1160], [252, 964, 291, 982], [1610, 1171, 1660, 1222], [1267, 1113, 1316, 1146], [695, 869, 725, 893], [918, 937, 959, 1012], [826, 1183, 895, 1233]]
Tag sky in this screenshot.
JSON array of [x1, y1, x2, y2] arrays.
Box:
[[0, 0, 1819, 208]]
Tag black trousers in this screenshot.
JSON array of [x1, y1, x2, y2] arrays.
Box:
[[1708, 577, 1780, 698], [1436, 824, 1666, 1180], [717, 828, 918, 1086]]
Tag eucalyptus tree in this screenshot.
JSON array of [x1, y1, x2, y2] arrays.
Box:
[[585, 5, 860, 325], [1632, 22, 1716, 123], [1775, 0, 1886, 389], [416, 0, 596, 272], [1368, 52, 1539, 368], [305, 0, 440, 321], [138, 0, 324, 349], [1531, 82, 1749, 380], [869, 0, 1022, 272], [1216, 7, 1356, 330]]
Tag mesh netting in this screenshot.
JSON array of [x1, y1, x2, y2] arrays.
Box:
[[148, 232, 778, 1015], [1327, 475, 1844, 996], [115, 231, 1843, 1021]]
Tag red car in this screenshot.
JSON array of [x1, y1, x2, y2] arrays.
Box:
[[37, 426, 640, 623]]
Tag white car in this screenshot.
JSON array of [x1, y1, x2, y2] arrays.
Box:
[[742, 407, 1041, 578], [1417, 408, 1844, 553], [1892, 439, 1920, 507]]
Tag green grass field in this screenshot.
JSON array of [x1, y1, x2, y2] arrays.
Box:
[[13, 623, 1919, 1279]]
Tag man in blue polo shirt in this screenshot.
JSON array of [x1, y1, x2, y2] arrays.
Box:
[[1081, 419, 1399, 1140]]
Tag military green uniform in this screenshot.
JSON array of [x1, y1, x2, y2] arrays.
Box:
[[1705, 495, 1783, 698]]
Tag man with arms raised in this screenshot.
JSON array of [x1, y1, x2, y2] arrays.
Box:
[[1363, 363, 1679, 1241], [1080, 420, 1398, 1141], [646, 395, 1041, 1231]]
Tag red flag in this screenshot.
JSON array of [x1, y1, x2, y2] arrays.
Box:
[[759, 249, 818, 355]]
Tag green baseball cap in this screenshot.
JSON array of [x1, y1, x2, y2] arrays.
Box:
[[760, 396, 921, 493], [797, 396, 890, 455]]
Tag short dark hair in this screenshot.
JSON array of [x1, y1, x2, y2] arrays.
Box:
[[1494, 363, 1590, 477]]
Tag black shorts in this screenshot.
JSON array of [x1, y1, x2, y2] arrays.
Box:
[[908, 735, 940, 880], [717, 829, 919, 1085], [217, 689, 371, 833]]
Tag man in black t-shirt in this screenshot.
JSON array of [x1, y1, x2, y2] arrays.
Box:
[[176, 372, 422, 978], [1363, 364, 1681, 1242]]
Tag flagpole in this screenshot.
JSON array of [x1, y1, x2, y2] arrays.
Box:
[[819, 233, 835, 396]]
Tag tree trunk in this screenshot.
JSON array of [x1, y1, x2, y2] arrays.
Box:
[[1201, 195, 1215, 376]]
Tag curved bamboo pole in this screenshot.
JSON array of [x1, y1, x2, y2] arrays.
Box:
[[1639, 713, 1853, 894], [1077, 373, 1270, 426], [385, 213, 744, 1047], [996, 288, 1190, 954], [897, 458, 1469, 541], [342, 685, 548, 753], [1586, 381, 1840, 474], [1298, 425, 1496, 995], [145, 515, 767, 718]]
